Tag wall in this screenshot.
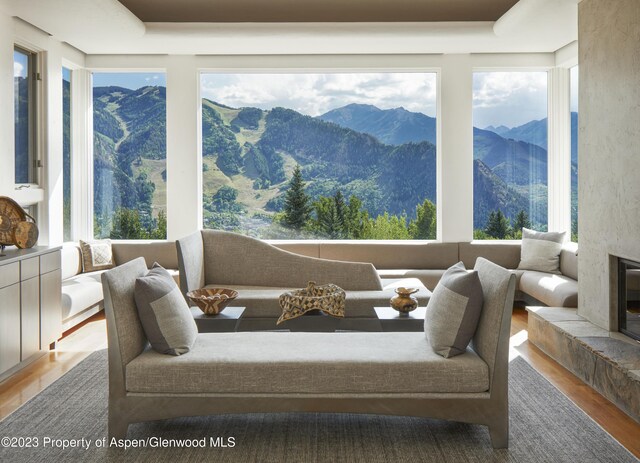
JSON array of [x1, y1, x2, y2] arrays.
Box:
[[577, 0, 640, 329]]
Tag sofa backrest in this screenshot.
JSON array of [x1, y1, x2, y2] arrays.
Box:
[[471, 257, 516, 391], [200, 230, 383, 290], [458, 241, 521, 270], [61, 243, 83, 280], [560, 242, 578, 280], [101, 258, 149, 392], [112, 241, 178, 269], [317, 242, 459, 270]]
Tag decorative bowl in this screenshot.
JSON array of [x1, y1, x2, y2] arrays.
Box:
[[390, 287, 419, 313], [187, 288, 238, 315]]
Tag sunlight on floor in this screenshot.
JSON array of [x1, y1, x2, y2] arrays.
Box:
[[509, 329, 528, 362]]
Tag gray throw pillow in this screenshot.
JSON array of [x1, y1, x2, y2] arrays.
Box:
[[517, 227, 566, 274], [425, 262, 484, 358], [134, 263, 198, 355]]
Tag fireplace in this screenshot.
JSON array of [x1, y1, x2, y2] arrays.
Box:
[[617, 257, 640, 341]]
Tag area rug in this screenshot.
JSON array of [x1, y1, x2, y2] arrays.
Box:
[[0, 350, 636, 463]]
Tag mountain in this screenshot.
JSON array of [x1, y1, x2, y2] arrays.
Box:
[[318, 103, 437, 146], [484, 125, 510, 136]]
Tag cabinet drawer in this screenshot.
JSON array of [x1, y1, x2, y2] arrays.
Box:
[[40, 251, 61, 274], [0, 262, 20, 289], [21, 257, 40, 281]]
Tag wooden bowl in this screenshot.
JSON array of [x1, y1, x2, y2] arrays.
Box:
[[187, 288, 238, 315]]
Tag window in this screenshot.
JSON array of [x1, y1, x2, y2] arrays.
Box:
[[570, 66, 578, 242], [472, 71, 548, 239], [92, 72, 167, 239], [14, 47, 38, 184], [63, 67, 72, 241], [200, 72, 438, 240]]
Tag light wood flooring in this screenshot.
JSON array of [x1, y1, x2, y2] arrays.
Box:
[[0, 308, 638, 458]]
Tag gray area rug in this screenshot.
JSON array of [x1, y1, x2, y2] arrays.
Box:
[[0, 350, 637, 463]]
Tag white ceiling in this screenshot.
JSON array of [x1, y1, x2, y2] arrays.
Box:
[[0, 0, 578, 55]]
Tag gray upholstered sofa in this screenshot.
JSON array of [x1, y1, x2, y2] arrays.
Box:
[[101, 256, 517, 448], [176, 230, 430, 327], [60, 241, 179, 331], [275, 240, 579, 308]]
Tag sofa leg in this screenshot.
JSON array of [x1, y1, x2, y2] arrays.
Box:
[[488, 419, 509, 449], [108, 412, 129, 441]]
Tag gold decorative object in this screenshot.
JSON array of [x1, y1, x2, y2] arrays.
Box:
[[390, 287, 419, 313], [187, 288, 238, 315], [278, 281, 346, 325], [0, 196, 39, 250]]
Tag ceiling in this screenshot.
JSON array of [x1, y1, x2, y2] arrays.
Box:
[[0, 0, 578, 55], [117, 0, 519, 23]]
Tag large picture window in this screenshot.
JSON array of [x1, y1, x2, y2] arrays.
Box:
[[200, 72, 438, 239], [92, 72, 167, 239], [14, 47, 38, 185], [570, 66, 578, 242], [63, 67, 72, 241], [472, 71, 548, 239]]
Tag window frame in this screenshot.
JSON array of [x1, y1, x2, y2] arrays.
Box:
[[14, 45, 42, 187]]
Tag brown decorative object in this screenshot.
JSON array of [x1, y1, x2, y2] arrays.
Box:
[[390, 287, 419, 314], [0, 196, 39, 250], [187, 288, 238, 315], [278, 281, 346, 325]]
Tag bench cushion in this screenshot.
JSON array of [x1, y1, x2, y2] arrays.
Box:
[[126, 332, 489, 394], [61, 271, 106, 320], [519, 271, 578, 308], [377, 269, 445, 290]]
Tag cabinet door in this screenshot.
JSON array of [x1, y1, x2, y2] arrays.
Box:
[[40, 269, 62, 348], [0, 283, 21, 375], [21, 277, 41, 360]]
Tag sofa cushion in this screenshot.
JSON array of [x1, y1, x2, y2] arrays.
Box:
[[519, 271, 578, 308], [61, 243, 83, 281], [79, 239, 115, 272], [61, 271, 106, 321], [112, 240, 179, 269], [425, 262, 484, 358], [560, 243, 578, 280], [206, 278, 430, 318], [517, 228, 566, 274], [126, 332, 489, 394], [377, 269, 445, 291], [458, 241, 521, 270], [134, 264, 197, 356]]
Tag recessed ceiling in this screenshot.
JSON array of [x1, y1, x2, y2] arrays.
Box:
[[117, 0, 519, 23]]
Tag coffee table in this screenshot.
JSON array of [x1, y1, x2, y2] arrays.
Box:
[[191, 306, 245, 333], [374, 306, 426, 332]]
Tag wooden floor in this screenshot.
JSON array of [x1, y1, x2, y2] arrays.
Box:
[[0, 308, 638, 458]]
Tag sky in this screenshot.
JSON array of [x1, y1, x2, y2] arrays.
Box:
[[92, 72, 166, 89], [200, 73, 438, 118]]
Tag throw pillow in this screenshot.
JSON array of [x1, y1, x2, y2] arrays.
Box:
[[79, 239, 114, 273], [425, 262, 484, 358], [517, 227, 566, 274], [134, 263, 198, 356]]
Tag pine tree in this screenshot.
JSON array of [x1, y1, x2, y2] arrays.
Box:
[[282, 165, 311, 229], [333, 190, 346, 235], [485, 210, 511, 239], [408, 199, 437, 239], [512, 210, 531, 233]]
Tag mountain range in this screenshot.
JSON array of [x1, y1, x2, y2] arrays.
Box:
[[91, 87, 575, 233]]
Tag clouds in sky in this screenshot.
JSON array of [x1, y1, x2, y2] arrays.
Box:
[[200, 73, 438, 117], [473, 72, 548, 129]]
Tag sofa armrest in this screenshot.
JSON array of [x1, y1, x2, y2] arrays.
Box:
[[176, 232, 205, 299]]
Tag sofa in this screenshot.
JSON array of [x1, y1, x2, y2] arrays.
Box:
[[274, 240, 579, 308], [60, 241, 179, 331], [176, 231, 431, 329], [101, 256, 517, 448]]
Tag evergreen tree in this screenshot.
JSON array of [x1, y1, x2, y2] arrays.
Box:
[[485, 210, 511, 239], [312, 196, 342, 238], [333, 190, 346, 233], [282, 165, 312, 229], [512, 210, 531, 232], [408, 199, 437, 239]]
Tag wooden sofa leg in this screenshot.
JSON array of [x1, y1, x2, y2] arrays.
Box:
[[488, 418, 509, 449]]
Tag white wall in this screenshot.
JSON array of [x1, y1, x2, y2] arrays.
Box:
[[577, 0, 640, 330]]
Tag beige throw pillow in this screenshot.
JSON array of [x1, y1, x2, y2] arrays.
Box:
[[79, 239, 115, 273], [517, 228, 566, 274]]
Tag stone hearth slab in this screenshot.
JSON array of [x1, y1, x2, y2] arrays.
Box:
[[527, 307, 640, 423]]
